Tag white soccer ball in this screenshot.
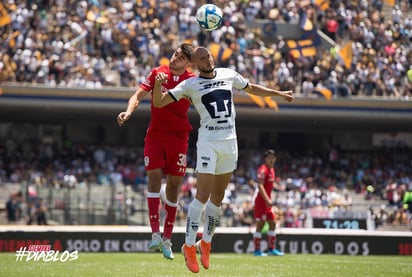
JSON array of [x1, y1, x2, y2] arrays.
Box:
[[196, 4, 223, 31]]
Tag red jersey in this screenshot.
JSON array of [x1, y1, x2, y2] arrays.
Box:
[[140, 65, 195, 135], [254, 164, 275, 207]]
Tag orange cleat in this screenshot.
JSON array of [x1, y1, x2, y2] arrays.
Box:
[[182, 244, 199, 273], [196, 239, 211, 269]]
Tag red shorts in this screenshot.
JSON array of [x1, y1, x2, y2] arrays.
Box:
[[144, 132, 188, 176], [254, 202, 275, 221]]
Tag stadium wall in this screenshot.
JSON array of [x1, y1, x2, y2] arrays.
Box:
[[1, 226, 411, 256], [1, 84, 412, 138]]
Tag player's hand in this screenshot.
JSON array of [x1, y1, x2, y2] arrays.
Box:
[[155, 72, 167, 84], [117, 112, 131, 126], [281, 90, 294, 102]]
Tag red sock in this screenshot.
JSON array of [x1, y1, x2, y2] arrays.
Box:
[[254, 236, 261, 251], [163, 203, 177, 240], [147, 196, 160, 233], [268, 234, 276, 250]]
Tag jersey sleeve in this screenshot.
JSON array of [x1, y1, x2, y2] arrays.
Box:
[[231, 70, 249, 90], [257, 165, 267, 181], [140, 68, 157, 92], [168, 79, 190, 102]]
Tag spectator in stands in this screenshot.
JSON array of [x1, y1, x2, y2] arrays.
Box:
[[0, 53, 17, 82], [341, 191, 353, 210], [237, 198, 255, 227], [372, 204, 389, 229], [35, 198, 48, 225], [9, 190, 22, 220], [402, 189, 412, 213], [221, 202, 235, 227], [392, 205, 409, 226], [6, 193, 17, 222], [26, 200, 36, 225]]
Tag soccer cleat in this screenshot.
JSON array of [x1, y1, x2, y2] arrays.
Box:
[[182, 244, 199, 273], [195, 239, 211, 269], [161, 239, 174, 260], [267, 249, 285, 256], [253, 250, 268, 256], [148, 233, 162, 250]]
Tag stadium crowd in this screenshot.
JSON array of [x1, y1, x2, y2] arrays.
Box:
[[1, 135, 411, 228], [0, 0, 411, 98]]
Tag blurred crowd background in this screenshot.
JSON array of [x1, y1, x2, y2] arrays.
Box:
[[1, 0, 411, 229], [2, 134, 412, 229], [0, 0, 411, 98]]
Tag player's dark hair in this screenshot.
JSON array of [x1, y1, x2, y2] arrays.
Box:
[[180, 43, 194, 61], [264, 149, 276, 158]]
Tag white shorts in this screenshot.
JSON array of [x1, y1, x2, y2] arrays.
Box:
[[196, 138, 238, 174]]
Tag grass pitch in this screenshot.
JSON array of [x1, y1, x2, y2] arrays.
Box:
[[1, 252, 411, 277]]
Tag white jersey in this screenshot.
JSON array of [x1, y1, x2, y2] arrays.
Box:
[[168, 68, 248, 141]]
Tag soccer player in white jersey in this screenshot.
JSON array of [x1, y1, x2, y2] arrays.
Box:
[[152, 46, 294, 273]]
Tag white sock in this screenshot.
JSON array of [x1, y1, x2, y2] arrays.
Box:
[[147, 192, 160, 198], [202, 201, 221, 243], [185, 198, 205, 246], [267, 230, 275, 237]]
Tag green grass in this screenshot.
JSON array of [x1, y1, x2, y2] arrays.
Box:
[[0, 253, 411, 277]]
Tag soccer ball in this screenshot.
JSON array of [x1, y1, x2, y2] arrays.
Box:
[[196, 4, 223, 31]]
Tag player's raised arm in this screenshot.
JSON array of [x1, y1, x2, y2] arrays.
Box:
[[243, 83, 294, 102], [117, 88, 150, 126], [152, 73, 175, 107]]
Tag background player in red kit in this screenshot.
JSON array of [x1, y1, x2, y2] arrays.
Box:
[[253, 149, 285, 256], [117, 43, 194, 260]]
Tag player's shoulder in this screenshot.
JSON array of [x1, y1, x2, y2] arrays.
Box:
[[257, 164, 269, 172], [215, 67, 242, 81], [181, 75, 200, 85], [215, 67, 237, 75]]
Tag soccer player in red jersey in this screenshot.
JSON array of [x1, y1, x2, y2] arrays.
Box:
[[253, 149, 285, 256], [117, 43, 194, 260]]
